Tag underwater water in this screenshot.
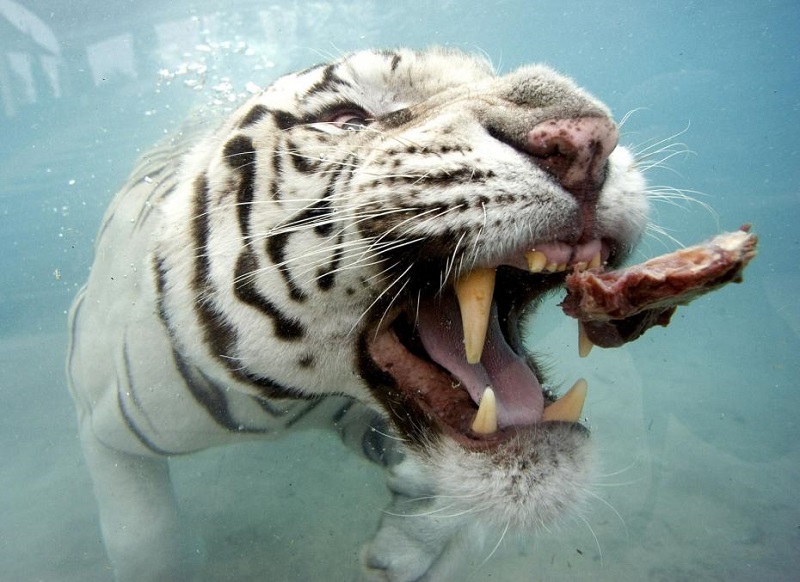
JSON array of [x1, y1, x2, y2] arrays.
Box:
[[1, 0, 798, 580]]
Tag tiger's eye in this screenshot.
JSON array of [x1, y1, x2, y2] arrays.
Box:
[[326, 108, 373, 131]]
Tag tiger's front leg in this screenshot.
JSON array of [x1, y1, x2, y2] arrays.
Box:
[[360, 457, 475, 582], [77, 419, 202, 581], [291, 399, 470, 582]]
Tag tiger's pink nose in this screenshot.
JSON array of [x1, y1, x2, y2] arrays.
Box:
[[525, 116, 619, 198]]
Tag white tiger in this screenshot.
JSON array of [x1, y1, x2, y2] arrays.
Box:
[[67, 47, 647, 581]]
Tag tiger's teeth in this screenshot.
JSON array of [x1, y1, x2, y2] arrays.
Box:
[[471, 386, 498, 434], [454, 267, 496, 364], [589, 252, 602, 269], [578, 321, 594, 358], [525, 250, 548, 273], [542, 379, 588, 423]]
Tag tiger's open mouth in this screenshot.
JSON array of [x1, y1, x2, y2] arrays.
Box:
[[364, 238, 610, 450]]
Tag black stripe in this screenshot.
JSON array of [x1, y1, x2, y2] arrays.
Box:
[[172, 349, 271, 434], [264, 157, 352, 294], [328, 401, 399, 467], [281, 156, 343, 236], [233, 250, 305, 340], [270, 146, 283, 199], [192, 275, 316, 400], [186, 173, 312, 399], [266, 232, 308, 302], [314, 159, 353, 290], [304, 64, 340, 96], [273, 109, 303, 131], [157, 252, 304, 410], [194, 281, 309, 400], [288, 139, 321, 174], [362, 423, 393, 467], [297, 199, 335, 237], [311, 160, 346, 237], [148, 179, 311, 416], [157, 252, 270, 428], [250, 395, 325, 420], [223, 134, 256, 171], [117, 385, 176, 456], [95, 212, 115, 245], [223, 135, 257, 238], [390, 53, 401, 71], [244, 368, 320, 401], [202, 307, 239, 378], [239, 104, 269, 128], [153, 254, 167, 298], [194, 250, 236, 365], [152, 254, 175, 346], [332, 400, 354, 425], [316, 231, 343, 291], [190, 174, 241, 364], [117, 351, 177, 456], [284, 398, 326, 428], [265, 178, 340, 240], [192, 397, 318, 434], [251, 394, 294, 416]]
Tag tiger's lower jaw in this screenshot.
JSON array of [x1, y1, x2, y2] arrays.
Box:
[[362, 283, 596, 531], [421, 423, 594, 530], [363, 274, 587, 443]]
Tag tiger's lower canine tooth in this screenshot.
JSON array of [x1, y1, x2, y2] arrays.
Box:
[[542, 379, 588, 423], [454, 267, 496, 364], [471, 387, 498, 434], [578, 321, 594, 358]]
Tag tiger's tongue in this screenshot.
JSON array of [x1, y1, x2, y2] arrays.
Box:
[[416, 294, 544, 427]]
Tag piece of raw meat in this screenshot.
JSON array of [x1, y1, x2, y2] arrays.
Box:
[[560, 227, 758, 347]]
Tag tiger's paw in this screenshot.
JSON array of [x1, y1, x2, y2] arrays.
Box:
[[360, 521, 464, 582]]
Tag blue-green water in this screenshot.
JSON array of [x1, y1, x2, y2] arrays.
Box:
[[0, 1, 798, 580]]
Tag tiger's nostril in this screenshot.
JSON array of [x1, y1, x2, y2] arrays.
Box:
[[525, 116, 619, 199]]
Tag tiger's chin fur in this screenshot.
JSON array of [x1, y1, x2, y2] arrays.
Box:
[[68, 47, 647, 581]]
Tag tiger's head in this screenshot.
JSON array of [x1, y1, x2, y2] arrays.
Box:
[[174, 47, 647, 531]]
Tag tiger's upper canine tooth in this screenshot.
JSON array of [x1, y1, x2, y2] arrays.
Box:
[[578, 320, 594, 358], [471, 386, 498, 434], [542, 379, 588, 423], [525, 250, 548, 273], [454, 267, 496, 364]]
